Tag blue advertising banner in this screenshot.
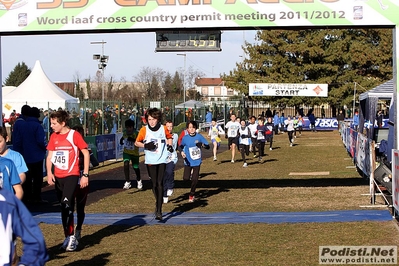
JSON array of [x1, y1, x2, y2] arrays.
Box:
[[95, 134, 116, 162]]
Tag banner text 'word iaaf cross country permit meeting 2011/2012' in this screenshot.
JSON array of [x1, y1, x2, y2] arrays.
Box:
[[0, 0, 398, 32]]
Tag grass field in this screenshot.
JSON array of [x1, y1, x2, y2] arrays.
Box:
[[31, 131, 399, 265]]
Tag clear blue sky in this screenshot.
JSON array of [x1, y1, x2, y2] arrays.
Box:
[[1, 30, 256, 84]]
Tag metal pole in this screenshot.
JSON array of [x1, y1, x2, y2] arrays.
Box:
[[177, 53, 186, 122], [353, 82, 357, 118]]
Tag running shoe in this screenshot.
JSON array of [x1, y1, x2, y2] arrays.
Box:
[[60, 236, 70, 250], [213, 156, 217, 161], [253, 154, 257, 158], [290, 143, 293, 147], [75, 230, 81, 241], [163, 197, 169, 204], [123, 181, 131, 190], [231, 160, 234, 163], [155, 212, 163, 221], [269, 147, 272, 151], [189, 195, 195, 202], [137, 180, 143, 190], [258, 156, 262, 162], [66, 235, 78, 252], [243, 163, 248, 168], [167, 189, 173, 196]]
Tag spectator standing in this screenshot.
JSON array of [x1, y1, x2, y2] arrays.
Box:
[[279, 113, 286, 133], [353, 111, 359, 131], [308, 110, 316, 132], [205, 110, 212, 124], [134, 108, 173, 221], [20, 107, 47, 204], [336, 109, 345, 131], [273, 112, 280, 135], [12, 105, 30, 154], [377, 110, 383, 128], [321, 106, 326, 118]]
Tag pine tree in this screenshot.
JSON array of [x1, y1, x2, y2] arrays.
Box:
[[224, 28, 392, 109], [3, 62, 31, 86]]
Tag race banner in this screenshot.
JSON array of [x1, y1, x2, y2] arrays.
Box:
[[0, 0, 398, 33], [249, 83, 328, 97], [95, 134, 116, 162]]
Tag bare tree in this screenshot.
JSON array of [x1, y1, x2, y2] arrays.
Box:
[[134, 66, 166, 100]]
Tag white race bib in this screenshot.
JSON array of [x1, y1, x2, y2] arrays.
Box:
[[188, 146, 201, 160], [52, 150, 69, 170]]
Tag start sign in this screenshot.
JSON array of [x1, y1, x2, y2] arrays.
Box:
[[248, 83, 328, 97]]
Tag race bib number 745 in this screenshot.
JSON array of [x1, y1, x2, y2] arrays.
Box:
[[52, 150, 69, 170]]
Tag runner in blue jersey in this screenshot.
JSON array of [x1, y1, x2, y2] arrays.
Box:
[[179, 121, 210, 202]]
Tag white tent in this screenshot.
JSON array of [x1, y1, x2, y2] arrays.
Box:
[[2, 60, 79, 117], [175, 100, 205, 109], [2, 86, 16, 97]]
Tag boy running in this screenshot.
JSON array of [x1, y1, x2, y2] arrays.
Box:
[[163, 120, 178, 204], [120, 119, 142, 190], [179, 121, 210, 202], [238, 120, 251, 167], [225, 114, 240, 163], [208, 118, 224, 161]]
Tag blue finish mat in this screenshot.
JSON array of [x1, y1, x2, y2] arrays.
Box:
[[33, 210, 392, 226]]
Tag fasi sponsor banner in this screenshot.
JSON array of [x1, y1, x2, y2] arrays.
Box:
[[249, 83, 328, 97], [0, 0, 398, 33], [95, 134, 116, 162]]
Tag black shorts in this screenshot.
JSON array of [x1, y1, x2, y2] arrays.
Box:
[[228, 137, 239, 147]]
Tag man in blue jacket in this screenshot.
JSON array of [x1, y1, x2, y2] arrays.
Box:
[[0, 186, 48, 265], [20, 107, 47, 204]]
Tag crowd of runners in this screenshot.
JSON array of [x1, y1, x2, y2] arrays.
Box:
[[1, 106, 315, 264]]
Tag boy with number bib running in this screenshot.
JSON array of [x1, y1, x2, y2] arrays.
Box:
[[208, 118, 224, 161], [120, 119, 142, 190], [179, 121, 210, 202]]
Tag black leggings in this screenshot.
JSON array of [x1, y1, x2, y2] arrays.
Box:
[[239, 144, 249, 163], [258, 141, 265, 157], [55, 175, 79, 237], [75, 183, 89, 231], [183, 165, 200, 196], [288, 131, 294, 143], [146, 164, 166, 214]]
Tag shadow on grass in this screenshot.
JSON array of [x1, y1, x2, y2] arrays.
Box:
[[64, 253, 111, 266], [162, 187, 229, 223], [47, 215, 147, 263], [172, 177, 368, 189]]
